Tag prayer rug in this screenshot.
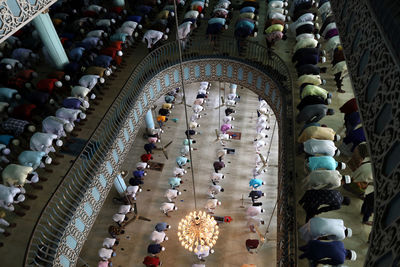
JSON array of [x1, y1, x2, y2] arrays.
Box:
[[227, 131, 241, 140], [148, 162, 165, 172]]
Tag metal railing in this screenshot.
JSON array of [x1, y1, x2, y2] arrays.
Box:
[[24, 37, 295, 266]]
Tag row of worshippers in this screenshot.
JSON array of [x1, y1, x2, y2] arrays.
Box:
[[206, 0, 232, 42], [0, 1, 137, 248], [178, 0, 211, 49], [98, 95, 171, 266], [234, 0, 261, 51], [143, 0, 205, 51], [244, 98, 272, 254], [164, 81, 216, 266], [264, 0, 290, 52], [290, 0, 359, 265]]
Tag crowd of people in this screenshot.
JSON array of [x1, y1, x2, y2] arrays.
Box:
[[0, 0, 148, 248], [290, 0, 373, 265]]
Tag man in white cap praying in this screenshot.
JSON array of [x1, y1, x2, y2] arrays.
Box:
[[164, 189, 181, 202], [305, 170, 351, 190], [299, 217, 352, 242], [150, 230, 168, 244], [205, 199, 221, 213], [195, 245, 214, 261], [160, 202, 178, 217]]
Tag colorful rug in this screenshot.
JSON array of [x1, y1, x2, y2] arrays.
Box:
[[148, 162, 165, 172], [227, 131, 241, 140]]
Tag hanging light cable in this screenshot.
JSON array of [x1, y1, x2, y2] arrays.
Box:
[[172, 1, 220, 253]]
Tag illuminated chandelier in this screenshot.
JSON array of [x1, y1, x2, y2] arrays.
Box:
[[177, 210, 219, 253]]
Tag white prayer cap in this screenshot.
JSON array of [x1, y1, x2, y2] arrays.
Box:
[[49, 98, 55, 105], [138, 24, 143, 29], [177, 191, 182, 195], [55, 81, 63, 88], [284, 2, 288, 6], [315, 22, 320, 29], [316, 33, 321, 40], [253, 32, 257, 38], [200, 13, 204, 18], [157, 0, 161, 4], [165, 28, 170, 33], [6, 64, 12, 70], [83, 100, 90, 108], [327, 98, 332, 105], [163, 34, 168, 40], [350, 250, 357, 261], [90, 93, 96, 100], [284, 9, 288, 15], [31, 173, 39, 183], [170, 11, 175, 17], [111, 19, 116, 24], [79, 112, 87, 120], [45, 156, 52, 165], [32, 72, 38, 78], [255, 21, 259, 26], [260, 208, 265, 213], [339, 162, 346, 170], [344, 175, 351, 184], [64, 75, 71, 81], [284, 24, 288, 30], [64, 123, 74, 133], [217, 201, 221, 205], [2, 148, 10, 155], [100, 77, 105, 84], [173, 206, 178, 210], [12, 139, 20, 146], [346, 227, 352, 237], [210, 249, 215, 254], [27, 125, 36, 132], [117, 51, 123, 57], [56, 140, 63, 147], [105, 69, 112, 76], [17, 194, 25, 202], [335, 134, 341, 141], [321, 56, 326, 63], [322, 79, 326, 85], [335, 149, 341, 157], [135, 32, 139, 38], [225, 24, 228, 30], [161, 247, 166, 251], [15, 94, 21, 100], [165, 236, 169, 240]]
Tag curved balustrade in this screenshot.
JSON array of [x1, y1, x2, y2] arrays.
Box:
[[24, 38, 295, 266]]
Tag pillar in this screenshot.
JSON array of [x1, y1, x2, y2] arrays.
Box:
[[114, 174, 127, 196], [145, 110, 155, 130], [32, 13, 69, 69]]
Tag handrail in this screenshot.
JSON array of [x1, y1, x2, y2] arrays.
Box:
[[24, 37, 295, 266]]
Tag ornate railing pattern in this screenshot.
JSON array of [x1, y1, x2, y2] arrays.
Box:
[[0, 0, 57, 43], [23, 38, 295, 266]]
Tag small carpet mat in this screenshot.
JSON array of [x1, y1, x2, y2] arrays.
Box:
[[148, 162, 165, 172], [227, 131, 241, 140], [224, 148, 236, 154]]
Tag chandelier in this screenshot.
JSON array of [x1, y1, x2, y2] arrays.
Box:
[[177, 210, 219, 252]]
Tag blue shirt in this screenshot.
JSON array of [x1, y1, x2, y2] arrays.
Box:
[[308, 156, 338, 171], [155, 222, 168, 232], [240, 6, 256, 13], [69, 47, 85, 62], [94, 55, 113, 68], [249, 178, 263, 188], [169, 177, 181, 187], [176, 156, 188, 166], [300, 240, 346, 265], [133, 170, 145, 178], [343, 127, 366, 152], [0, 135, 14, 145]]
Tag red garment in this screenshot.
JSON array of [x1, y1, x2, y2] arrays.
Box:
[[111, 7, 124, 13], [100, 47, 119, 59], [339, 98, 358, 114], [143, 256, 160, 266], [7, 77, 26, 89], [60, 37, 69, 45], [110, 41, 124, 50], [17, 69, 35, 81], [83, 10, 97, 17], [47, 71, 66, 80], [36, 79, 58, 94], [141, 154, 152, 162], [11, 104, 37, 121], [224, 216, 233, 223], [115, 56, 123, 65], [194, 6, 203, 13]]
